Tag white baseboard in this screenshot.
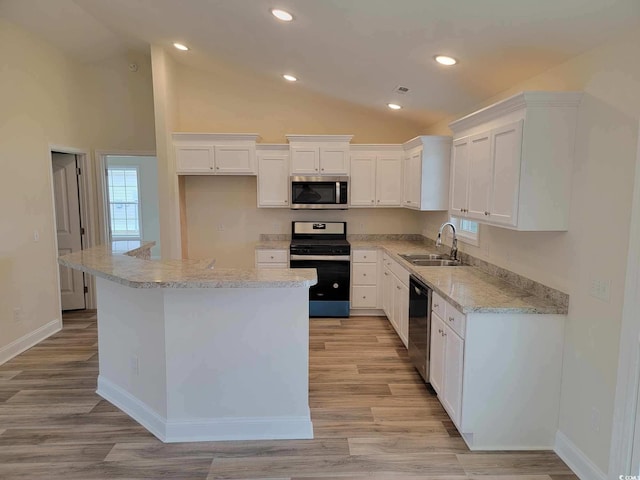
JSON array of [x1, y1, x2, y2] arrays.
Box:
[[555, 430, 607, 480], [98, 376, 314, 443], [0, 319, 61, 366]]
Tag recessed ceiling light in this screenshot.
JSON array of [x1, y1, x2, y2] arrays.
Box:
[[434, 55, 457, 66], [283, 74, 298, 82], [387, 103, 402, 110], [173, 43, 189, 51], [271, 8, 293, 22]]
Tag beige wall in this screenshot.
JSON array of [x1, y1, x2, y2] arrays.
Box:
[[185, 176, 423, 267], [0, 19, 155, 357], [422, 26, 640, 473], [167, 50, 432, 263], [172, 57, 425, 143]]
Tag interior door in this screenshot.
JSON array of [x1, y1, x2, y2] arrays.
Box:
[[52, 152, 85, 310]]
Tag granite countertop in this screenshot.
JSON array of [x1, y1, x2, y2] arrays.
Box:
[[59, 244, 317, 289], [258, 237, 568, 315]]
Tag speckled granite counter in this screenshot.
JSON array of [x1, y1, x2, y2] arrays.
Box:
[[59, 244, 317, 289], [257, 237, 567, 314]]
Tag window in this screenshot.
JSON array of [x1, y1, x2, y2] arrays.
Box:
[[451, 216, 480, 246], [107, 167, 141, 240]]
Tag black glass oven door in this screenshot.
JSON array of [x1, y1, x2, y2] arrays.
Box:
[[290, 259, 350, 301]]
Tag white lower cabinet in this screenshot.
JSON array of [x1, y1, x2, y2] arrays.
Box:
[[380, 253, 409, 347], [429, 291, 566, 450], [255, 249, 288, 268], [350, 249, 380, 310]]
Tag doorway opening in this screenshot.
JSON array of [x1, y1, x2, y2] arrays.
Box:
[[51, 150, 91, 311], [98, 154, 160, 259]]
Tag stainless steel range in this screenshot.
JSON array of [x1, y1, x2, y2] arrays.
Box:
[[289, 221, 350, 317]]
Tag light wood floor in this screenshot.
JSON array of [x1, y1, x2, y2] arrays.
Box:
[[0, 311, 577, 479]]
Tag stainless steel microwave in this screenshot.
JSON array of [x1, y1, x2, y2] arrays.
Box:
[[290, 176, 349, 210]]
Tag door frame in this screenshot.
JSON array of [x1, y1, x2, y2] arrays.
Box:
[[48, 145, 96, 310], [95, 150, 156, 247], [609, 121, 640, 478]]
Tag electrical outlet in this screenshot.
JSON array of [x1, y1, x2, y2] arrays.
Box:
[[33, 230, 40, 242], [216, 223, 225, 232], [130, 355, 139, 376], [590, 407, 601, 432], [13, 307, 22, 323], [589, 278, 611, 302]]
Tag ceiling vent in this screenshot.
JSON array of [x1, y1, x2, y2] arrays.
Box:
[[394, 85, 410, 94]]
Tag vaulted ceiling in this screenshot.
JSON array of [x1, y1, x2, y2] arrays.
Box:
[[2, 0, 639, 126]]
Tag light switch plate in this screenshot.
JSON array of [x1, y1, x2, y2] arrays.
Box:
[[589, 278, 611, 302]]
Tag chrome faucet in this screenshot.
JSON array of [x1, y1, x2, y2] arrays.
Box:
[[436, 222, 458, 261]]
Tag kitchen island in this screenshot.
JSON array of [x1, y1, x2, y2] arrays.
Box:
[[59, 243, 317, 443]]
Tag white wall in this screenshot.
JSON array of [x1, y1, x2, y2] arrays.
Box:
[[106, 156, 161, 259], [184, 176, 424, 268], [422, 26, 640, 474], [0, 18, 155, 361]]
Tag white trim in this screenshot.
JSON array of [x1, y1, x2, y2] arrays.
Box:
[[0, 319, 61, 366], [609, 120, 640, 478], [555, 430, 607, 480], [97, 376, 314, 443], [449, 91, 583, 133]]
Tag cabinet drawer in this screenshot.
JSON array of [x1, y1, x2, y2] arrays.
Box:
[[432, 292, 446, 319], [255, 249, 288, 264], [444, 302, 466, 339], [382, 252, 393, 268], [352, 263, 377, 285], [352, 249, 377, 263], [352, 285, 378, 308]]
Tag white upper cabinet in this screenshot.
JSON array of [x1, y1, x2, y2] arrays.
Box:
[[287, 135, 352, 176], [350, 147, 403, 207], [401, 136, 452, 211], [450, 138, 469, 216], [173, 133, 260, 175], [449, 91, 582, 231], [257, 146, 290, 208]]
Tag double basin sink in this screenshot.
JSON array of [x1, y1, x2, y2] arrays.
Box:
[[399, 253, 462, 267]]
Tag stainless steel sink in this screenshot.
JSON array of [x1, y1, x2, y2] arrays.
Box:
[[410, 259, 461, 267], [399, 253, 448, 261], [398, 253, 461, 266]]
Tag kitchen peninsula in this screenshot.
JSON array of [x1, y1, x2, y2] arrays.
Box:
[[58, 243, 317, 443]]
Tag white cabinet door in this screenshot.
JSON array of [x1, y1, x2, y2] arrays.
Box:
[[214, 146, 255, 174], [489, 121, 523, 227], [175, 146, 214, 173], [382, 267, 393, 318], [450, 137, 470, 216], [402, 150, 421, 208], [350, 155, 376, 206], [376, 154, 403, 206], [257, 151, 290, 207], [320, 146, 349, 175], [290, 146, 319, 174], [466, 132, 492, 220], [442, 326, 464, 426], [391, 275, 403, 337], [397, 281, 409, 347], [430, 313, 445, 395]]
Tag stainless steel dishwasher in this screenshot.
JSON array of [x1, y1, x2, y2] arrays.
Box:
[[408, 275, 432, 383]]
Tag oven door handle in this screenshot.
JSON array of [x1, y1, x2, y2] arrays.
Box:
[[290, 255, 351, 261]]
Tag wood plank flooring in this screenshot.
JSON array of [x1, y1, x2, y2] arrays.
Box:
[[0, 311, 577, 479]]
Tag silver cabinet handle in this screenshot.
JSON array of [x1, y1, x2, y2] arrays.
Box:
[[434, 303, 439, 308], [396, 285, 401, 290], [449, 316, 454, 322], [377, 200, 380, 203], [384, 272, 389, 276], [363, 273, 367, 276], [371, 200, 374, 203], [362, 296, 366, 299]]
